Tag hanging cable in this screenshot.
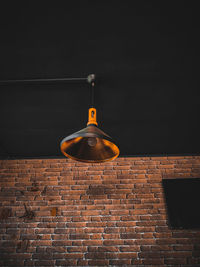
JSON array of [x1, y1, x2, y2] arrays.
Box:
[[91, 81, 95, 107], [87, 74, 96, 108]]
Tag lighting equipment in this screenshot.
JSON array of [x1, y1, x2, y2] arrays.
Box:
[[60, 74, 119, 163]]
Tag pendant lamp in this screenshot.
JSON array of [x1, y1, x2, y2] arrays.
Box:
[[60, 74, 120, 163]]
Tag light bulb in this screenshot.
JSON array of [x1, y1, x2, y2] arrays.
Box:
[[87, 137, 97, 147]]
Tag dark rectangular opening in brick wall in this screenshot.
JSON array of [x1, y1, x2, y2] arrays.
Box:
[[0, 156, 200, 266], [163, 178, 200, 229]]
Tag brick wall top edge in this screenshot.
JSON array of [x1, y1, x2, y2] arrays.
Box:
[[1, 156, 200, 165]]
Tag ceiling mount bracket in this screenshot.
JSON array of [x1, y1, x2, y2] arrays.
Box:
[[87, 74, 95, 84]]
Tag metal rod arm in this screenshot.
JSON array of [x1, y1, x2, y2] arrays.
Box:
[[0, 77, 87, 84], [0, 74, 95, 84]]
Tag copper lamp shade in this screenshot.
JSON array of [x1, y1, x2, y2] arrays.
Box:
[[60, 108, 119, 163]]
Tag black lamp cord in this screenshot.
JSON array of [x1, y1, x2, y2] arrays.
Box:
[[91, 81, 95, 108]]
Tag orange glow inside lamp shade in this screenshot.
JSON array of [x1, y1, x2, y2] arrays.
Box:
[[60, 108, 120, 163]]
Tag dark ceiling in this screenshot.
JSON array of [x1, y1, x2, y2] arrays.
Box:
[[0, 1, 199, 159]]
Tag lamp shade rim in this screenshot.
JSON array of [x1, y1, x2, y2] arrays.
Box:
[[60, 138, 120, 163]]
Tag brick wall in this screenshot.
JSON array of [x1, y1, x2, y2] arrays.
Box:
[[0, 156, 200, 267]]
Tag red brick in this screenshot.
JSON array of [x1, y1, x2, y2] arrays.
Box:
[[156, 238, 178, 245], [173, 245, 193, 251], [116, 221, 136, 227], [103, 240, 124, 246], [87, 247, 98, 252], [118, 252, 137, 258], [52, 241, 72, 246], [88, 260, 109, 266], [155, 226, 169, 232], [86, 222, 106, 227], [135, 226, 155, 232], [90, 233, 102, 239], [64, 253, 84, 259], [110, 210, 129, 215], [172, 232, 197, 238], [135, 239, 156, 245], [121, 215, 139, 221], [35, 260, 55, 266], [66, 222, 87, 228], [164, 258, 187, 265], [99, 210, 109, 215], [86, 205, 104, 210], [130, 209, 149, 215], [163, 251, 192, 258], [142, 259, 164, 265], [142, 233, 154, 238], [103, 234, 120, 239], [82, 240, 103, 246], [52, 234, 68, 240], [116, 184, 134, 189], [91, 216, 101, 221], [55, 260, 77, 266], [35, 228, 54, 234], [62, 195, 80, 200], [39, 234, 51, 240], [139, 251, 163, 258], [109, 259, 131, 265], [69, 234, 90, 240], [86, 252, 116, 259], [121, 233, 140, 239], [68, 228, 85, 234], [72, 241, 83, 246], [104, 228, 120, 233], [32, 253, 53, 260], [101, 216, 120, 221], [72, 216, 90, 222], [81, 210, 101, 216], [151, 245, 172, 251], [54, 229, 69, 234], [108, 194, 126, 199], [154, 232, 172, 238], [77, 260, 89, 266], [120, 246, 140, 252], [98, 246, 119, 252]]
